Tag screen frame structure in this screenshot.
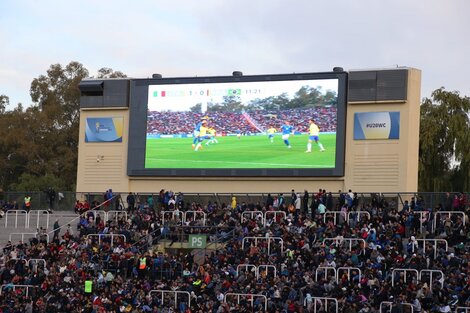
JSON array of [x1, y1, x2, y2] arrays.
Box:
[[127, 71, 347, 177]]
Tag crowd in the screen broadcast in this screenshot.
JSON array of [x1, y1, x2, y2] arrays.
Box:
[[0, 190, 469, 313], [147, 108, 337, 135]]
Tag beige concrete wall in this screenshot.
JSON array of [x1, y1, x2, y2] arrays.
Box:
[[343, 68, 421, 192], [76, 69, 421, 194], [76, 108, 130, 193]]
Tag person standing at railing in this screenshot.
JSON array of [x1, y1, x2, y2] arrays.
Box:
[[126, 192, 135, 213], [23, 194, 31, 213]]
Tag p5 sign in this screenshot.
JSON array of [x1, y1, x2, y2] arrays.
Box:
[[189, 235, 207, 248]]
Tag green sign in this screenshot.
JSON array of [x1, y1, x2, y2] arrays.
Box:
[[189, 234, 207, 248], [85, 280, 92, 293]]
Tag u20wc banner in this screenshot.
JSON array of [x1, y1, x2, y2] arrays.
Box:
[[353, 112, 400, 140], [85, 117, 123, 142]]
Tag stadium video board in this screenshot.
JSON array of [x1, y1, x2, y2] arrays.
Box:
[[127, 72, 347, 177]]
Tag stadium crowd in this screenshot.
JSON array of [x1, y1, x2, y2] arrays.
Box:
[[147, 108, 336, 136], [0, 190, 469, 313]]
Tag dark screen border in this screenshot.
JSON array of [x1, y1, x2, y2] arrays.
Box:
[[127, 72, 347, 177]]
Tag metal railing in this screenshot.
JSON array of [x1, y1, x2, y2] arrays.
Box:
[[315, 266, 337, 282], [337, 267, 362, 283], [264, 211, 287, 226], [28, 210, 50, 229], [380, 302, 414, 313], [323, 237, 366, 253], [9, 232, 49, 243], [419, 269, 444, 291], [86, 233, 127, 246], [241, 236, 284, 255], [224, 293, 267, 311], [1, 191, 467, 212], [0, 284, 37, 297], [303, 296, 338, 313], [4, 210, 29, 228], [411, 238, 448, 259], [391, 268, 419, 286], [149, 290, 191, 308], [236, 264, 277, 279]]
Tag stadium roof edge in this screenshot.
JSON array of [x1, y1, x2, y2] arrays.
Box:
[[80, 71, 348, 82], [348, 66, 418, 72]]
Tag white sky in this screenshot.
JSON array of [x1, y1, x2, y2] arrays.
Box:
[[1, 0, 469, 108]]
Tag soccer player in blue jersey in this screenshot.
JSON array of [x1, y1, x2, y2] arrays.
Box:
[[192, 118, 206, 148], [280, 121, 294, 148]]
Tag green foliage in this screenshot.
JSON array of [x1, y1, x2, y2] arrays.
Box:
[[189, 103, 202, 113], [96, 67, 127, 79], [419, 88, 470, 191], [0, 62, 126, 191], [10, 173, 66, 192], [206, 86, 337, 112]]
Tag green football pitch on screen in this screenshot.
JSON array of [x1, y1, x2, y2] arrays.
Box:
[[145, 134, 336, 169]]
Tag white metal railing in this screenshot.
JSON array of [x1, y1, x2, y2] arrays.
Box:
[[419, 269, 444, 291], [323, 211, 345, 225], [391, 268, 419, 286], [257, 264, 277, 279], [0, 284, 36, 297], [336, 267, 362, 283], [303, 296, 338, 313], [242, 236, 284, 255], [162, 211, 184, 226], [414, 211, 430, 234], [236, 264, 257, 276], [411, 238, 448, 259], [380, 301, 414, 313], [236, 264, 277, 279], [28, 210, 50, 230], [149, 290, 191, 308], [315, 266, 337, 282], [183, 211, 207, 226], [28, 259, 47, 272], [323, 237, 366, 253], [456, 307, 470, 313], [9, 232, 50, 243], [347, 211, 371, 224], [224, 293, 267, 311], [4, 210, 29, 228], [241, 211, 264, 224], [433, 211, 466, 233], [106, 210, 128, 223], [81, 210, 107, 222], [264, 211, 286, 226], [86, 233, 126, 246]]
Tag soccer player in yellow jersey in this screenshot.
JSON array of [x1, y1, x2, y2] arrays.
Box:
[[306, 119, 325, 152], [205, 127, 219, 145], [194, 121, 208, 151], [267, 126, 277, 143]]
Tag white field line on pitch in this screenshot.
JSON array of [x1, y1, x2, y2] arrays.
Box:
[[147, 158, 333, 168]]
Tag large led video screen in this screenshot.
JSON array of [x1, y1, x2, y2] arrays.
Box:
[[127, 72, 347, 177]]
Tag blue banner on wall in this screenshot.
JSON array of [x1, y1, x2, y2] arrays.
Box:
[[354, 112, 400, 140], [85, 117, 123, 142]]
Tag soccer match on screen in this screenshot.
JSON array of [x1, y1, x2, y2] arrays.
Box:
[[145, 79, 338, 169]]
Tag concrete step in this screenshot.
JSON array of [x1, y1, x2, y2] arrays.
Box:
[[0, 211, 81, 247]]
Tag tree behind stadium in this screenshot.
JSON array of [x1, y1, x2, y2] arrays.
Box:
[[419, 87, 470, 191], [0, 62, 126, 191]]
